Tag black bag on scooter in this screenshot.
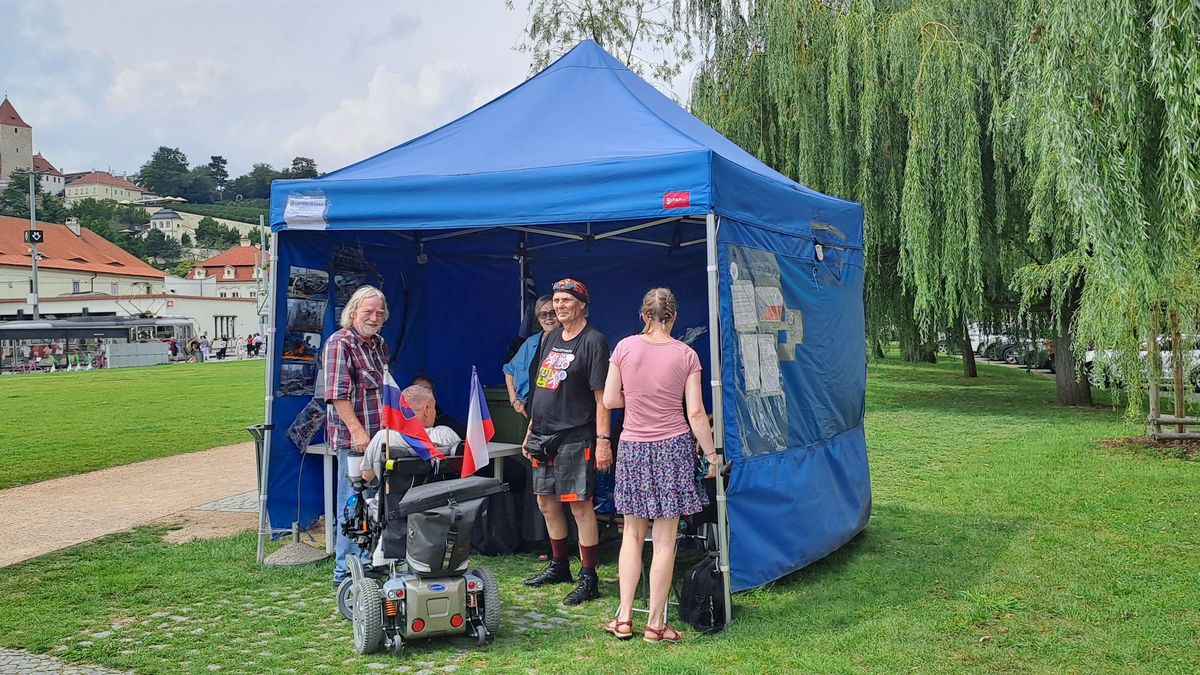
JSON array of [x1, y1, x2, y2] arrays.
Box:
[[471, 489, 521, 555], [392, 476, 507, 577], [677, 553, 726, 634]]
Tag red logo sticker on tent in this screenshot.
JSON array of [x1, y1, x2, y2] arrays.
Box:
[[663, 191, 691, 209]]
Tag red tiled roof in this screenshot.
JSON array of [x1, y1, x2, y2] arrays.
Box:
[[193, 245, 261, 282], [0, 215, 165, 279], [32, 153, 63, 177], [66, 171, 143, 192], [0, 98, 30, 129], [196, 245, 262, 267]]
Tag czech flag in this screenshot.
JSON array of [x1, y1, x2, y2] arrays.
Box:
[[381, 371, 444, 461], [461, 366, 494, 477]]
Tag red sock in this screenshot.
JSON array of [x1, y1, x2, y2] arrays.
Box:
[[579, 543, 599, 570], [550, 537, 570, 561]]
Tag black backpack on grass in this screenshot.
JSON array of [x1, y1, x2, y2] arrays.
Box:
[[678, 553, 726, 634]]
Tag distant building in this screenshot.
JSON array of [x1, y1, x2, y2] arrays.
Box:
[[190, 242, 263, 299], [0, 214, 260, 334], [0, 98, 33, 183], [146, 208, 186, 239], [32, 153, 64, 195], [63, 171, 146, 206], [0, 214, 165, 300]]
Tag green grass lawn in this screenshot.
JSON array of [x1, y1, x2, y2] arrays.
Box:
[[0, 360, 264, 489], [1, 357, 1197, 673]]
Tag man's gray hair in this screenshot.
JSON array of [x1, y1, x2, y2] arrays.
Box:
[[340, 285, 388, 329], [402, 384, 434, 408]]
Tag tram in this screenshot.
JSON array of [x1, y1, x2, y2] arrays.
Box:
[[0, 316, 196, 373]]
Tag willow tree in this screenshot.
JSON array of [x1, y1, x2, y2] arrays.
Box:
[[1000, 0, 1200, 407], [512, 0, 1200, 406], [686, 0, 1024, 376], [512, 0, 1024, 376]]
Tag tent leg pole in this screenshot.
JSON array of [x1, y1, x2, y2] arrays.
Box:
[[705, 213, 733, 625], [257, 229, 281, 565], [518, 237, 528, 335]]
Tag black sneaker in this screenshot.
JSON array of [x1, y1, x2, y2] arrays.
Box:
[[523, 558, 574, 586], [562, 568, 600, 605]]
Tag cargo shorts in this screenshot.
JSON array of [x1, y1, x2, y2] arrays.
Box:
[[531, 435, 596, 503]]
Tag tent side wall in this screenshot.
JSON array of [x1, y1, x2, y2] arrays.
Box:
[[716, 217, 870, 591]]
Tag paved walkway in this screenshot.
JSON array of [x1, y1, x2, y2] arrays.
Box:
[[0, 649, 130, 675], [0, 442, 257, 568]]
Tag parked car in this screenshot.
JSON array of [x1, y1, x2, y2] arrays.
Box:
[[1085, 338, 1200, 388]]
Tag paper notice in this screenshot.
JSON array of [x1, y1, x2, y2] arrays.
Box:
[[756, 285, 785, 323], [740, 333, 761, 390], [284, 193, 328, 229], [758, 333, 781, 393], [733, 283, 757, 332]]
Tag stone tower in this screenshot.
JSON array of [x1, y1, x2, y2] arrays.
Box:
[[0, 97, 34, 183]]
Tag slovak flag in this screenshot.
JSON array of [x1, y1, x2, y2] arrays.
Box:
[[381, 371, 444, 461], [461, 366, 494, 477]]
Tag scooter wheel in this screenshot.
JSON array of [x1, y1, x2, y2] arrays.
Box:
[[352, 579, 384, 654], [471, 567, 501, 640], [336, 577, 356, 621]]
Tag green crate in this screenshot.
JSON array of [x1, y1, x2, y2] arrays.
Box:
[[484, 386, 527, 444]]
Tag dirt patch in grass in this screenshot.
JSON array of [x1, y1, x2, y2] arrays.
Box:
[[1098, 436, 1200, 460], [156, 510, 258, 544]]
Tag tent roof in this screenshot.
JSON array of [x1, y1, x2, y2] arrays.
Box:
[[271, 41, 862, 248]]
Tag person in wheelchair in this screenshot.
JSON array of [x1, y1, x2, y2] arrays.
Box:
[[359, 384, 461, 482], [353, 384, 462, 567], [338, 384, 508, 654]]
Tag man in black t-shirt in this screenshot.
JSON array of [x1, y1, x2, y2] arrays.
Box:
[[522, 278, 612, 605]]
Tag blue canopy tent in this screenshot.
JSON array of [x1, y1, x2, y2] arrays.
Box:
[[262, 41, 870, 613]]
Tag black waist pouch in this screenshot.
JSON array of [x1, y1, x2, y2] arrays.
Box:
[[524, 431, 564, 462]]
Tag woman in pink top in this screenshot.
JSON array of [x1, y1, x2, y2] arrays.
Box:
[[601, 287, 718, 643]]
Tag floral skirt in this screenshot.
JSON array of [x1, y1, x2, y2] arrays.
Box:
[[614, 432, 709, 520]]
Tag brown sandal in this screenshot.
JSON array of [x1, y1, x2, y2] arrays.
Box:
[[605, 618, 634, 640], [643, 624, 682, 644]]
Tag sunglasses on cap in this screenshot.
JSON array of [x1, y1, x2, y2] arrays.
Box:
[[552, 280, 584, 293]]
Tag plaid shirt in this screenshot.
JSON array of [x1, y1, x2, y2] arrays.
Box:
[[322, 327, 390, 454]]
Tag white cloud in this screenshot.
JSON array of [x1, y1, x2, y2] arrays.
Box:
[[7, 0, 532, 176], [106, 60, 227, 111], [282, 60, 482, 170]]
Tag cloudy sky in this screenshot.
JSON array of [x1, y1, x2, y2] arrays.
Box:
[[1, 1, 552, 179]]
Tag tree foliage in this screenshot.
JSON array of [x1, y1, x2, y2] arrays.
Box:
[[684, 0, 1020, 370], [207, 155, 229, 188], [508, 0, 694, 91], [143, 228, 183, 263], [287, 156, 319, 179], [139, 146, 191, 197], [194, 216, 242, 249], [517, 0, 1200, 408], [1000, 0, 1200, 409], [1, 168, 43, 218], [195, 216, 223, 248], [229, 163, 280, 200], [66, 198, 149, 259], [173, 258, 198, 278]]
